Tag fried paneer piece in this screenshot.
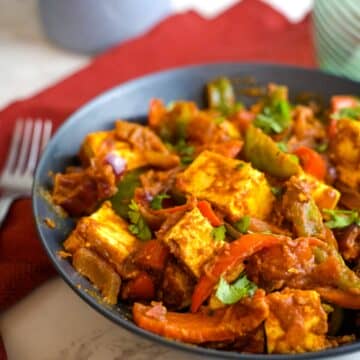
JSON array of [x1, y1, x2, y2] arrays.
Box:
[[73, 247, 121, 305], [176, 151, 274, 221], [80, 121, 179, 170], [330, 119, 360, 189], [298, 173, 340, 210], [265, 289, 328, 353], [64, 201, 140, 272], [52, 160, 117, 216], [161, 206, 224, 278], [80, 130, 147, 170]]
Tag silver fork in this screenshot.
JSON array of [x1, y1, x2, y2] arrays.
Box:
[[0, 119, 52, 226]]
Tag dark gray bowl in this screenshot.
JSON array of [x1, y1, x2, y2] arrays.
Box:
[[33, 63, 360, 359]]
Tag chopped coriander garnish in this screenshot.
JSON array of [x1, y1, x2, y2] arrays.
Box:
[[211, 225, 226, 242], [215, 275, 257, 305], [111, 168, 143, 218], [271, 186, 283, 197], [253, 99, 291, 134], [234, 215, 251, 234], [150, 193, 170, 210], [315, 142, 328, 153], [277, 142, 288, 152], [173, 138, 195, 165], [128, 200, 152, 241], [332, 106, 360, 121], [214, 117, 226, 125], [235, 162, 245, 170], [323, 209, 360, 229], [289, 154, 300, 164]]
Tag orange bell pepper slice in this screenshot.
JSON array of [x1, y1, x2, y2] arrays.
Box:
[[293, 146, 327, 181], [191, 233, 283, 313], [315, 287, 360, 309], [133, 290, 268, 344]]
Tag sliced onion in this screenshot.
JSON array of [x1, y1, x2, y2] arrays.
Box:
[[105, 152, 127, 175]]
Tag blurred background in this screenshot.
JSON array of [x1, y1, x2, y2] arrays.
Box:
[[2, 0, 358, 111], [0, 0, 318, 107]]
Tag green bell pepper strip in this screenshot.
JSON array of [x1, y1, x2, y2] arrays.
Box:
[[244, 125, 301, 178]]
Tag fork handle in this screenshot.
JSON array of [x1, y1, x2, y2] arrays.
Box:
[[0, 195, 16, 227]]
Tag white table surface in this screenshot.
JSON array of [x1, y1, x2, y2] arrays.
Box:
[[0, 1, 358, 359]]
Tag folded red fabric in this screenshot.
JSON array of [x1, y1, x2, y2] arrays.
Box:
[[0, 0, 314, 355]]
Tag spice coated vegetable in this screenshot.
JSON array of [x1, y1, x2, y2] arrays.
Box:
[[53, 78, 360, 355]]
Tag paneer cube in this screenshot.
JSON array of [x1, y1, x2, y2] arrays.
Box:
[[176, 151, 274, 221], [79, 130, 148, 170], [161, 206, 224, 278], [265, 289, 328, 354], [64, 201, 140, 272], [298, 173, 340, 210], [330, 119, 360, 189], [73, 247, 121, 305]]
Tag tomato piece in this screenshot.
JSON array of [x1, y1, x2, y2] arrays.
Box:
[[149, 98, 166, 128], [331, 95, 358, 113], [232, 110, 255, 132], [191, 233, 283, 313], [122, 272, 155, 300], [133, 240, 169, 272], [327, 118, 338, 139], [293, 146, 327, 181], [197, 200, 223, 226]]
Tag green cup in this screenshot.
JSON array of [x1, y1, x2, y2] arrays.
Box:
[[313, 0, 360, 81]]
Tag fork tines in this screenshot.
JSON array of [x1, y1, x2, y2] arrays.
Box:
[[2, 119, 52, 176]]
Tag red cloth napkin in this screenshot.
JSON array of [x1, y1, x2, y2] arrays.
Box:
[[0, 0, 314, 357]]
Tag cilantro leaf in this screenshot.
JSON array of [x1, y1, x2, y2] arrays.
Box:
[[315, 142, 328, 153], [110, 168, 143, 218], [150, 193, 170, 210], [235, 162, 245, 170], [214, 117, 226, 125], [288, 154, 300, 164], [271, 186, 283, 197], [211, 225, 226, 242], [215, 275, 257, 305], [173, 138, 195, 165], [234, 216, 251, 234], [332, 106, 360, 121], [128, 200, 152, 241], [277, 142, 288, 152], [323, 209, 360, 229], [254, 100, 291, 134]]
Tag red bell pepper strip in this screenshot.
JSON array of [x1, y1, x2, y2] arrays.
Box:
[[197, 200, 223, 226], [293, 146, 327, 181], [191, 233, 283, 313]]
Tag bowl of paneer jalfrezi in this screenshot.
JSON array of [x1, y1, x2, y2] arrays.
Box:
[[33, 63, 360, 358]]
